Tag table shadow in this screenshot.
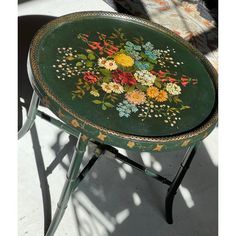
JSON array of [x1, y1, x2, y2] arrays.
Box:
[[18, 14, 56, 235], [18, 15, 56, 131]]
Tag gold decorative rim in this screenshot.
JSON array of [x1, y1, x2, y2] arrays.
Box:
[[29, 11, 218, 143]]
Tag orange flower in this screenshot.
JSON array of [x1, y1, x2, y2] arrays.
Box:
[[156, 90, 168, 102], [125, 90, 146, 105], [147, 86, 159, 98]]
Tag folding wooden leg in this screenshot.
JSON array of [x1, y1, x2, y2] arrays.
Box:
[[18, 91, 40, 139], [165, 145, 198, 224], [45, 135, 88, 236]]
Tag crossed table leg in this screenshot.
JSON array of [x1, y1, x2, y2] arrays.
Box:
[[18, 92, 198, 235]]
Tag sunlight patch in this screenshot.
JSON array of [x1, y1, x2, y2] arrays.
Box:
[[179, 185, 195, 208], [132, 192, 142, 206], [115, 209, 130, 224]]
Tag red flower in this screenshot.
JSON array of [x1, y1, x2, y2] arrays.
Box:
[[161, 79, 168, 83], [158, 70, 166, 76], [181, 77, 189, 87], [88, 41, 103, 52], [157, 70, 167, 78], [103, 41, 119, 56], [112, 70, 137, 85], [150, 70, 158, 75], [181, 81, 188, 86], [168, 77, 176, 83], [83, 72, 98, 83], [181, 77, 188, 82]]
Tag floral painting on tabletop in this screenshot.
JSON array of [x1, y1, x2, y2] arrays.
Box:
[[53, 29, 198, 127]]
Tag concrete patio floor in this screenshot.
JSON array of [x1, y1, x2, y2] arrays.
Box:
[[18, 1, 218, 235]]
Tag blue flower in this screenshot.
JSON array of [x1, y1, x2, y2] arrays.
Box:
[[129, 51, 141, 60], [133, 45, 141, 51], [145, 50, 157, 60], [116, 100, 138, 118], [125, 46, 141, 60], [135, 61, 150, 70], [126, 41, 135, 47], [125, 41, 142, 59], [142, 42, 154, 51]]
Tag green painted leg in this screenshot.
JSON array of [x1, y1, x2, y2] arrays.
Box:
[[165, 144, 198, 224], [18, 91, 40, 139], [45, 135, 88, 236]]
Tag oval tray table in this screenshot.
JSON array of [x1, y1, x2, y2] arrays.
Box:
[[18, 11, 218, 236]]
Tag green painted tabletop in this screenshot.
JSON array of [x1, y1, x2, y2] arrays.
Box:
[[28, 12, 218, 151]]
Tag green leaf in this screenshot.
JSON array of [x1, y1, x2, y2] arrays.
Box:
[[102, 76, 110, 83], [92, 100, 102, 104], [147, 58, 157, 64], [88, 53, 96, 60], [169, 107, 178, 112], [126, 85, 136, 93], [78, 54, 87, 60], [86, 61, 94, 67], [140, 52, 147, 59], [173, 96, 183, 103], [120, 33, 125, 40], [180, 105, 190, 110], [136, 84, 147, 92], [104, 102, 114, 108], [147, 63, 154, 71], [100, 68, 111, 76], [102, 104, 107, 110], [154, 80, 162, 89], [66, 56, 75, 61], [119, 49, 126, 54], [76, 61, 83, 67]]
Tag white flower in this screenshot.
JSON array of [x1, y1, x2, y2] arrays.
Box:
[[166, 83, 182, 95], [98, 57, 107, 67], [101, 82, 113, 93], [134, 70, 156, 86], [109, 82, 124, 94], [104, 60, 118, 71]]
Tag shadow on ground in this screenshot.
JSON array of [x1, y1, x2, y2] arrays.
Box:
[[27, 126, 218, 236], [18, 15, 56, 131]]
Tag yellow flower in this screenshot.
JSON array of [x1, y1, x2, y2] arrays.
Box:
[[101, 82, 112, 93], [127, 141, 135, 148], [153, 144, 164, 152], [125, 90, 146, 105], [147, 86, 159, 98], [114, 53, 134, 67], [70, 119, 80, 128], [156, 90, 168, 102], [97, 132, 107, 141]]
